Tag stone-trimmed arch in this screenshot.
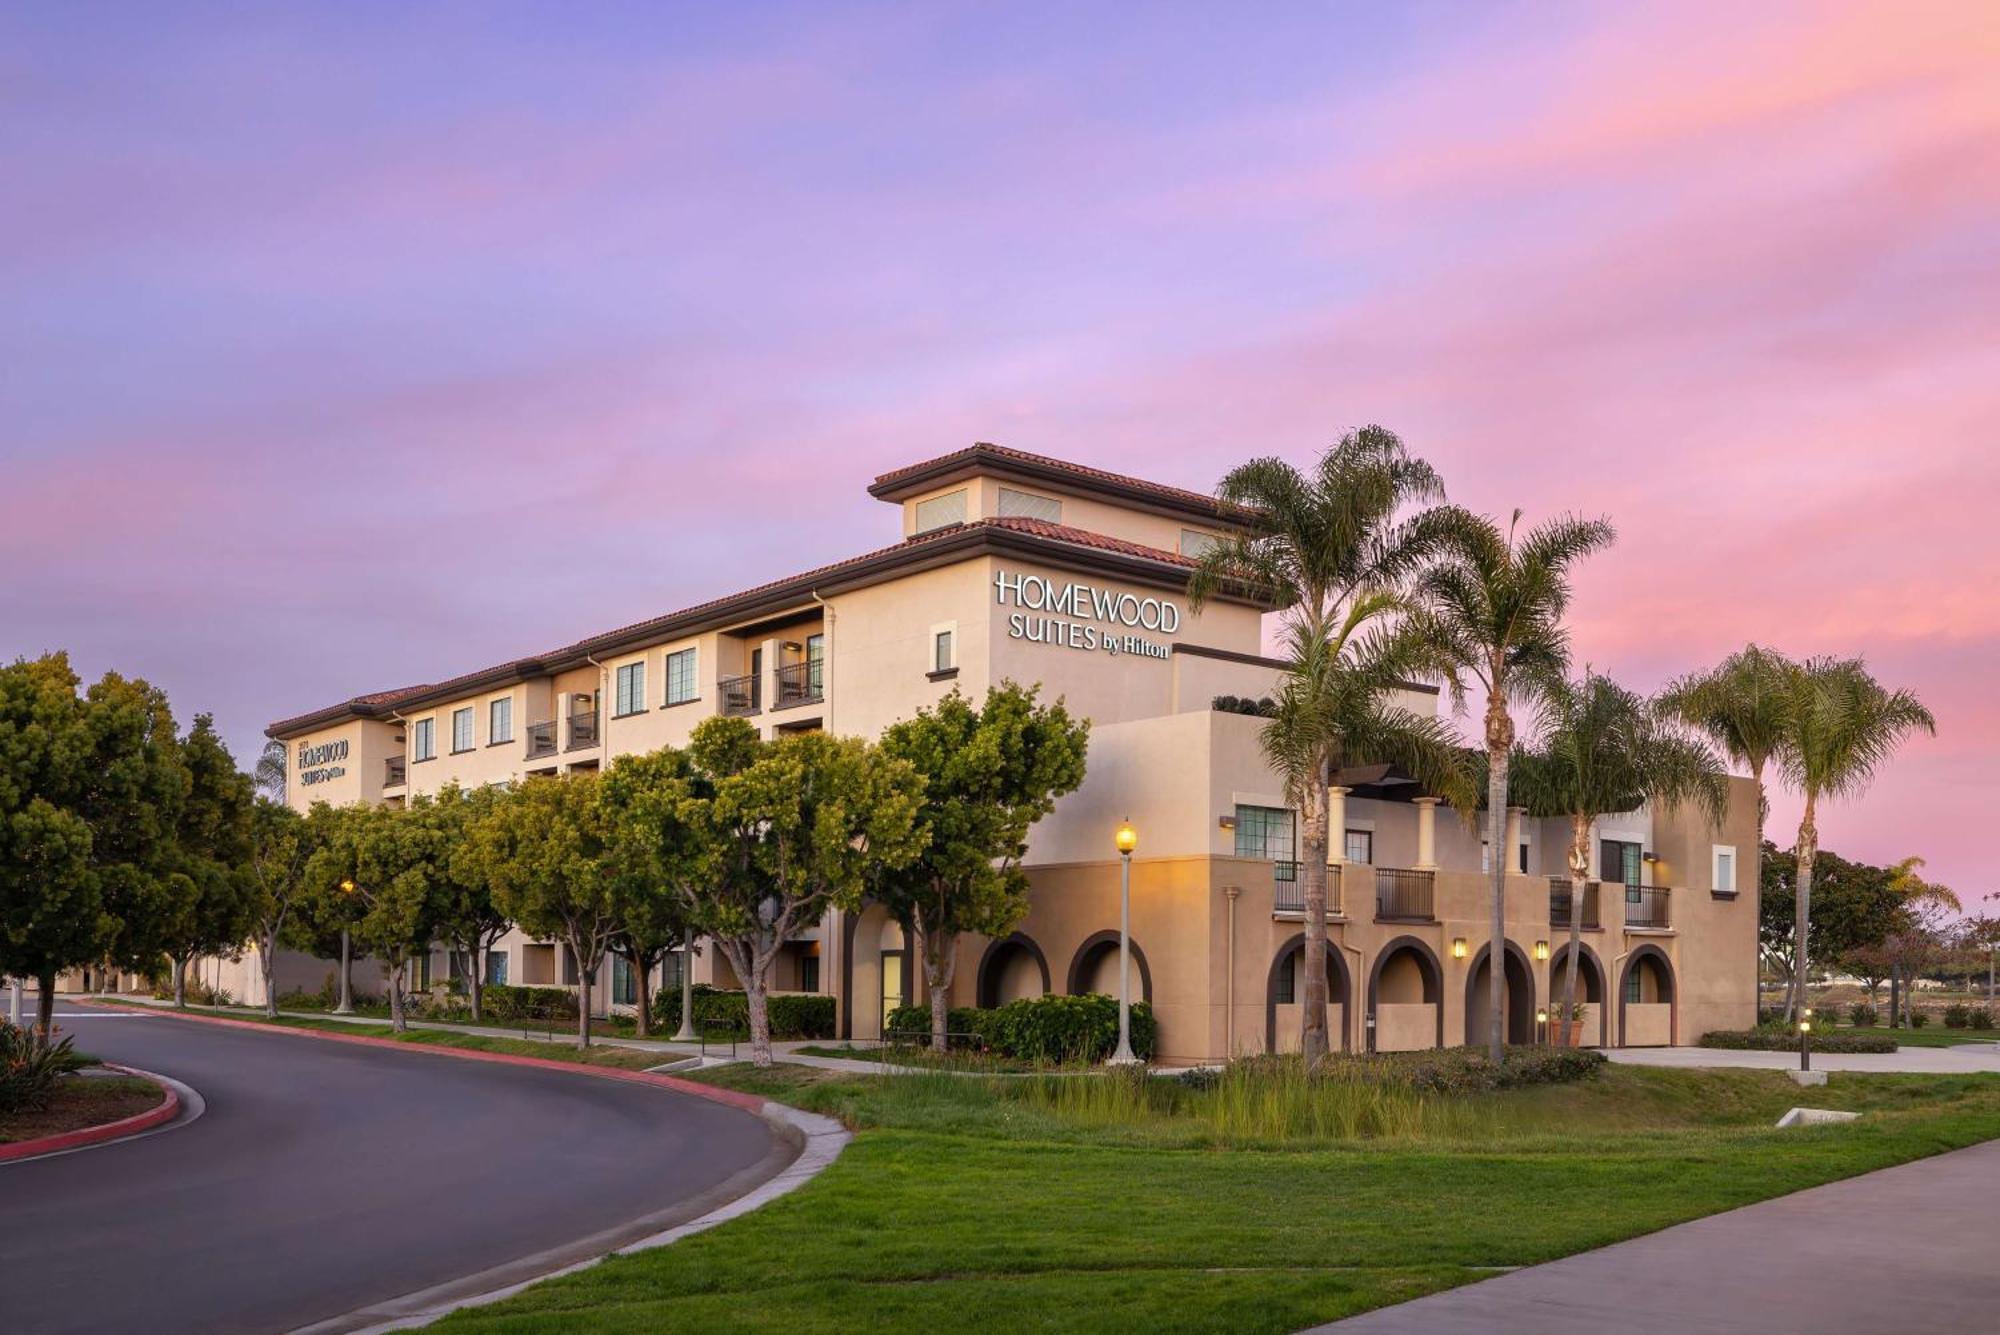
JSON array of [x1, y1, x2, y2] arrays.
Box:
[[1265, 932, 1353, 1055], [1366, 935, 1445, 1052], [977, 931, 1052, 1009], [1548, 940, 1609, 1047], [1066, 931, 1152, 1005], [1464, 939, 1538, 1048], [1617, 943, 1678, 1047]]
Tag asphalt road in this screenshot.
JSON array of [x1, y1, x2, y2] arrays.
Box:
[[0, 1008, 779, 1335]]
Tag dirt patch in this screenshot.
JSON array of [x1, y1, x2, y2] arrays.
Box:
[[0, 1076, 163, 1143]]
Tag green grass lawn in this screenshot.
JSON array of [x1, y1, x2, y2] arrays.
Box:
[[431, 1061, 2000, 1334], [1839, 1026, 1999, 1048]]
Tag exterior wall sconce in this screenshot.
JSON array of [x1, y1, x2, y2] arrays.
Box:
[[1451, 937, 1467, 959], [1534, 940, 1549, 961], [1218, 814, 1237, 830]]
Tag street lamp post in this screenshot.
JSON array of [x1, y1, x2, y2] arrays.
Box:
[[1799, 1007, 1813, 1072], [335, 879, 358, 1015], [1108, 819, 1140, 1066]]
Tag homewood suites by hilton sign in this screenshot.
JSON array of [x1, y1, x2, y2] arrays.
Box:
[[994, 569, 1181, 661], [297, 738, 349, 786]]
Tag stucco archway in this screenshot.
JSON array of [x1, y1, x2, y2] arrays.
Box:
[[839, 903, 913, 1041], [1548, 941, 1609, 1047], [977, 932, 1051, 1008], [1066, 931, 1152, 1005], [1265, 932, 1352, 1054], [1366, 935, 1444, 1052], [1464, 940, 1537, 1047], [1618, 944, 1678, 1047]]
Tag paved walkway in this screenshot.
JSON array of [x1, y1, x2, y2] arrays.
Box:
[[1609, 1040, 2000, 1074], [1311, 1137, 2000, 1333]]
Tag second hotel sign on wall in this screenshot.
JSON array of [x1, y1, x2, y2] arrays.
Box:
[[993, 568, 1181, 661]]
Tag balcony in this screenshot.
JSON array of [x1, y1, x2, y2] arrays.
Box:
[[384, 756, 406, 787], [525, 721, 557, 761], [1375, 867, 1435, 921], [566, 710, 599, 751], [1622, 886, 1672, 930], [1549, 878, 1601, 930], [773, 661, 824, 709], [719, 673, 760, 717]]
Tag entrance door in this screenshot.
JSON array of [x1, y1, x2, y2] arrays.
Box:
[[880, 949, 905, 1039]]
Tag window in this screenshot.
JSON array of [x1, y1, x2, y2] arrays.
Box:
[[489, 696, 513, 744], [485, 951, 509, 986], [1518, 842, 1529, 874], [562, 946, 579, 986], [933, 629, 954, 673], [660, 950, 686, 996], [997, 486, 1062, 523], [1624, 970, 1644, 1005], [1601, 839, 1642, 887], [612, 955, 636, 1006], [1179, 528, 1219, 558], [913, 489, 967, 533], [805, 633, 825, 695], [800, 955, 820, 993], [1344, 829, 1373, 864], [1234, 804, 1296, 865], [665, 647, 698, 705], [412, 953, 431, 989], [1275, 950, 1297, 1005], [451, 707, 474, 753], [615, 661, 646, 717], [1713, 845, 1738, 894], [411, 717, 435, 762]]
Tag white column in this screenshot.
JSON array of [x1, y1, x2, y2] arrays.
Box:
[[1504, 806, 1525, 877], [1327, 785, 1350, 918], [1413, 797, 1440, 871]]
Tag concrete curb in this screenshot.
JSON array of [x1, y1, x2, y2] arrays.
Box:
[[0, 1063, 180, 1163]]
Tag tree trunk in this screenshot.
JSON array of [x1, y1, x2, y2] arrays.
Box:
[[1483, 688, 1513, 1065], [468, 946, 484, 1022], [262, 934, 279, 1019], [632, 949, 652, 1039], [1298, 758, 1332, 1066], [1791, 795, 1819, 1023], [1889, 966, 1902, 1029], [1749, 758, 1766, 1022], [673, 932, 698, 1041], [36, 972, 56, 1042], [335, 928, 353, 1014], [388, 960, 407, 1033], [577, 964, 593, 1048], [918, 908, 958, 1054], [1562, 814, 1588, 1044], [172, 954, 189, 1009], [746, 970, 773, 1067]]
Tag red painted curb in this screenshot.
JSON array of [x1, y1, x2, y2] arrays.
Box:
[[0, 1066, 179, 1163], [79, 1001, 769, 1115]]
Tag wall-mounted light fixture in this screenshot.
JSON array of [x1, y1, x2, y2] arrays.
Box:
[[1451, 937, 1468, 959], [1218, 814, 1237, 830], [1534, 940, 1549, 961]]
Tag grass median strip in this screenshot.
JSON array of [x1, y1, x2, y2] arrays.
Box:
[[1, 1075, 163, 1144], [429, 1061, 2000, 1333]]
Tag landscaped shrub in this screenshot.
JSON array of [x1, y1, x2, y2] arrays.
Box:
[[1971, 1007, 1994, 1031], [1910, 1009, 1929, 1028], [1849, 1003, 1878, 1028], [654, 985, 836, 1040], [1699, 1026, 1896, 1053], [1211, 695, 1278, 718], [889, 994, 1159, 1064], [1943, 1003, 1971, 1029], [483, 984, 578, 1021], [0, 1021, 84, 1113]]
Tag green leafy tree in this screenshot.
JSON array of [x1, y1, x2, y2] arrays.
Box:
[[873, 684, 1090, 1053], [480, 773, 621, 1046], [155, 715, 257, 1008], [1659, 644, 1797, 1010], [245, 800, 321, 1018], [434, 783, 513, 1021], [77, 671, 191, 992], [600, 749, 707, 1040], [294, 803, 370, 1011], [685, 717, 925, 1066], [1778, 656, 1934, 1019], [1419, 507, 1616, 1062], [1187, 428, 1468, 1065], [1511, 672, 1726, 1038], [308, 801, 448, 1032]]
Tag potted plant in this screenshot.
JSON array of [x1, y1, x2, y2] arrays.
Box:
[[1556, 1002, 1589, 1047]]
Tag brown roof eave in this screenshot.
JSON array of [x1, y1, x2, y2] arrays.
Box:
[[869, 447, 1245, 528]]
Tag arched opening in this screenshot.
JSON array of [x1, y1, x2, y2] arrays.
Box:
[[1265, 934, 1352, 1055], [1366, 937, 1444, 1052], [1548, 942, 1608, 1047], [1066, 932, 1152, 1005], [977, 932, 1051, 1008], [839, 903, 912, 1041], [1464, 941, 1537, 1047], [1618, 945, 1677, 1047]]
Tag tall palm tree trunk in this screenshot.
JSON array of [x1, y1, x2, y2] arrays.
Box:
[[1562, 814, 1588, 1043], [1484, 690, 1512, 1064], [1791, 794, 1819, 1023], [1298, 759, 1333, 1066]]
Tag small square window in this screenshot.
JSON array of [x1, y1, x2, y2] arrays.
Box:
[[411, 718, 435, 762], [933, 629, 954, 673], [489, 697, 513, 744], [451, 707, 474, 753], [665, 648, 698, 705], [1713, 845, 1738, 894], [1344, 829, 1373, 865], [614, 661, 646, 717]]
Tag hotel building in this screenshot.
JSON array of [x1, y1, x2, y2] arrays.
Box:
[[262, 445, 1758, 1061]]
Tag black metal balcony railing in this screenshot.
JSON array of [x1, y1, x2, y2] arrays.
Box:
[[1549, 878, 1602, 930], [566, 710, 598, 751], [1375, 867, 1435, 921], [1623, 886, 1672, 929], [1273, 861, 1301, 913], [525, 721, 557, 760], [719, 673, 760, 716], [774, 661, 824, 708], [384, 755, 406, 787]]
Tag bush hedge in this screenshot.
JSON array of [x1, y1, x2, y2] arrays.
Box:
[[1699, 1025, 1897, 1053], [1944, 1003, 1971, 1029], [654, 985, 836, 1040], [1848, 1003, 1878, 1028], [1972, 1007, 1995, 1031], [889, 993, 1159, 1064], [482, 984, 579, 1021], [1910, 1009, 1929, 1028]]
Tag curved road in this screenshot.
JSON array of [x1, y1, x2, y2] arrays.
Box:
[[0, 1008, 779, 1335]]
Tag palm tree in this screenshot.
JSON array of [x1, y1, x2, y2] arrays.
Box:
[[1189, 427, 1466, 1065], [1417, 509, 1615, 1063], [1780, 657, 1935, 1014], [1658, 644, 1795, 1013], [1512, 671, 1727, 1042], [255, 739, 288, 805]]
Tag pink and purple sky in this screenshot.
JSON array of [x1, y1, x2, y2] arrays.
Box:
[[4, 2, 1995, 897]]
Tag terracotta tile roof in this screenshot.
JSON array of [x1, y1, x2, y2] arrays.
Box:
[[870, 442, 1230, 518], [267, 515, 1202, 737]]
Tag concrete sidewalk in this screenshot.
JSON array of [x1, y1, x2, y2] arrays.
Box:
[[1609, 1040, 2000, 1075], [1310, 1137, 2000, 1333]]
